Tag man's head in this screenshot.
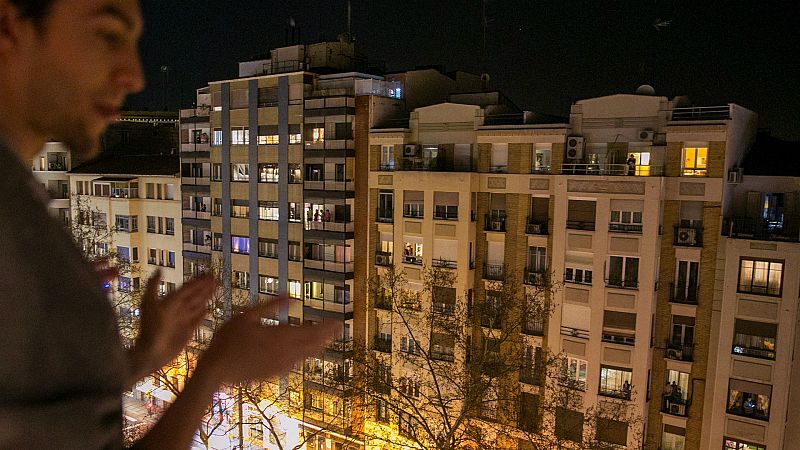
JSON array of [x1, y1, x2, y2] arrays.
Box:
[[0, 0, 144, 159]]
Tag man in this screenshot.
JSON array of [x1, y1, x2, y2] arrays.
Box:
[[0, 1, 334, 448]]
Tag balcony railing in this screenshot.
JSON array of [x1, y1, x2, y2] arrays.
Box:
[[485, 214, 507, 232], [732, 334, 776, 360], [328, 338, 354, 353], [483, 263, 504, 281], [566, 220, 595, 231], [723, 217, 800, 243], [432, 258, 457, 269], [433, 210, 458, 220], [489, 165, 508, 173], [670, 283, 699, 305], [599, 385, 632, 400], [378, 163, 394, 171], [671, 105, 731, 121], [609, 222, 643, 233], [674, 224, 703, 247], [402, 254, 423, 265], [605, 278, 639, 290], [375, 251, 393, 267], [523, 317, 545, 336], [526, 219, 548, 235], [523, 268, 548, 286], [432, 302, 456, 316], [665, 340, 695, 362], [373, 336, 392, 353], [602, 331, 635, 346], [662, 396, 690, 417], [520, 366, 544, 385], [560, 326, 590, 339], [376, 208, 393, 223], [430, 349, 455, 362], [397, 157, 476, 172], [561, 163, 664, 176]]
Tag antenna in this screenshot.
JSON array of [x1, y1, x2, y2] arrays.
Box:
[[347, 0, 351, 35]]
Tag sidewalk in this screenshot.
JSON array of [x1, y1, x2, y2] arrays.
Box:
[[122, 392, 160, 427]]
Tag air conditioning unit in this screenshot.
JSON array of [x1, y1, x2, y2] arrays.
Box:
[[375, 253, 390, 266], [676, 228, 697, 245], [403, 144, 418, 157], [528, 223, 542, 234], [491, 219, 504, 231], [565, 136, 584, 160], [727, 168, 743, 184], [638, 129, 655, 141], [669, 403, 685, 415], [666, 348, 681, 359]]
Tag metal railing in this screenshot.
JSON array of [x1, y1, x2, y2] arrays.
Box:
[[526, 219, 548, 235], [566, 220, 595, 231], [485, 214, 507, 232], [732, 334, 776, 360], [671, 105, 731, 121], [602, 331, 636, 346], [520, 366, 545, 386], [489, 165, 508, 173], [665, 340, 695, 362], [599, 385, 632, 400], [523, 269, 548, 286], [670, 283, 699, 305], [609, 222, 643, 233], [605, 278, 639, 290], [483, 263, 504, 281], [397, 157, 476, 172], [560, 163, 664, 176], [433, 210, 458, 220], [432, 258, 457, 269], [662, 396, 690, 417], [723, 217, 800, 243], [523, 317, 545, 336], [560, 326, 590, 339], [328, 339, 354, 352]]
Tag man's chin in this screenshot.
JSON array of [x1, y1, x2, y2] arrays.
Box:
[[61, 134, 102, 163]]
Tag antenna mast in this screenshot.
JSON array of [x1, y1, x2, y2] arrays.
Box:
[[347, 0, 352, 35]]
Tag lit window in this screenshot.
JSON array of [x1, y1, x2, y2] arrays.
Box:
[[258, 134, 279, 145], [259, 201, 279, 221], [258, 163, 279, 183], [231, 236, 250, 255], [233, 271, 250, 290], [231, 127, 249, 145], [288, 280, 301, 299], [726, 379, 771, 421], [723, 438, 766, 450], [212, 128, 222, 146], [738, 258, 783, 296], [259, 275, 279, 294], [599, 366, 633, 399], [682, 145, 708, 176], [312, 127, 324, 142], [231, 163, 249, 182], [289, 133, 302, 144], [561, 357, 588, 390]]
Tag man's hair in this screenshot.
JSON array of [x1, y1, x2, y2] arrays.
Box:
[[9, 0, 55, 20]]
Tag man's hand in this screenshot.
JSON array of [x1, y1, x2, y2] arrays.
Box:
[[126, 270, 215, 387], [200, 301, 338, 384]]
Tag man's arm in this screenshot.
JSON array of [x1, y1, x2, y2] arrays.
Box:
[[131, 304, 337, 450]]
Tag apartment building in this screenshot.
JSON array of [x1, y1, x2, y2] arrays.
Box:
[[69, 150, 183, 409], [196, 35, 482, 449], [364, 90, 791, 450], [31, 141, 73, 224]]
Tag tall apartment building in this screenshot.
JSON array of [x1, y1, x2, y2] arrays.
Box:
[[191, 35, 482, 449], [363, 90, 800, 450], [31, 141, 73, 224]]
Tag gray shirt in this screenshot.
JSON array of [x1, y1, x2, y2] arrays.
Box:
[[0, 141, 125, 449]]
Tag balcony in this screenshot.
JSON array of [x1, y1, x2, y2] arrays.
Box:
[[723, 217, 800, 243], [485, 214, 507, 232], [397, 157, 476, 172], [609, 222, 643, 233], [662, 396, 690, 417], [526, 219, 548, 235], [670, 283, 699, 305], [304, 220, 355, 233], [432, 302, 456, 316], [560, 326, 590, 339], [523, 268, 548, 286], [520, 366, 544, 386], [303, 258, 354, 273], [328, 338, 354, 353], [522, 317, 545, 336], [376, 208, 393, 223], [373, 336, 392, 353], [483, 263, 505, 281], [605, 278, 639, 290], [430, 349, 455, 362], [489, 165, 508, 173], [602, 331, 635, 346], [732, 334, 776, 360], [402, 254, 423, 266], [560, 163, 664, 176], [665, 340, 695, 362], [566, 220, 595, 231], [432, 258, 457, 269], [375, 251, 393, 267], [599, 385, 632, 400], [378, 163, 394, 172], [674, 224, 703, 247]]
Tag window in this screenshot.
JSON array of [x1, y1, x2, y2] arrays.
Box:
[[682, 145, 708, 176], [607, 256, 639, 289], [231, 163, 249, 181], [258, 163, 278, 182], [212, 128, 222, 146], [380, 145, 394, 170], [165, 218, 174, 235], [92, 212, 107, 228], [564, 267, 592, 285], [231, 199, 249, 218], [231, 236, 250, 255], [377, 190, 394, 222], [211, 163, 222, 181], [167, 251, 175, 268], [211, 198, 222, 216], [403, 190, 424, 218], [376, 399, 390, 422], [567, 199, 596, 230], [398, 411, 417, 438], [732, 319, 776, 360], [533, 143, 551, 173], [289, 133, 301, 144], [561, 357, 588, 390], [433, 192, 458, 220], [402, 240, 423, 265], [212, 234, 222, 251], [400, 336, 420, 355], [114, 215, 137, 232], [259, 275, 279, 295], [398, 376, 420, 397], [288, 241, 302, 261], [288, 202, 302, 222], [490, 143, 508, 173], [231, 126, 248, 145], [609, 210, 643, 233], [599, 366, 633, 399], [555, 408, 584, 443], [288, 164, 302, 183], [148, 248, 157, 265], [727, 379, 771, 421], [661, 425, 685, 450], [118, 276, 132, 293], [233, 270, 250, 290], [288, 280, 301, 299], [674, 260, 699, 303], [259, 201, 279, 221], [259, 239, 278, 258], [738, 258, 783, 296], [116, 246, 130, 262], [723, 438, 766, 450], [311, 127, 324, 142]]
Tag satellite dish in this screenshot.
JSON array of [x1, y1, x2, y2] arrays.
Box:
[[635, 84, 656, 96]]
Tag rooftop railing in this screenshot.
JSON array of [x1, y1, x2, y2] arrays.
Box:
[[671, 105, 731, 121], [723, 217, 800, 243], [560, 163, 664, 176]]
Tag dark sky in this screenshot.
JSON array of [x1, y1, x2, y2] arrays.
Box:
[[129, 0, 800, 139]]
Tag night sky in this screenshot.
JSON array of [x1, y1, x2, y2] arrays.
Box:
[[129, 0, 800, 139]]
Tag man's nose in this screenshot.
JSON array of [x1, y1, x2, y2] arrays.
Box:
[[118, 46, 145, 95]]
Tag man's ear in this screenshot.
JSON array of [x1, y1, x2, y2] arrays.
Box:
[[0, 0, 27, 55]]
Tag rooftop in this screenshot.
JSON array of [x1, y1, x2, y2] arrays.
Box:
[[70, 154, 179, 176]]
